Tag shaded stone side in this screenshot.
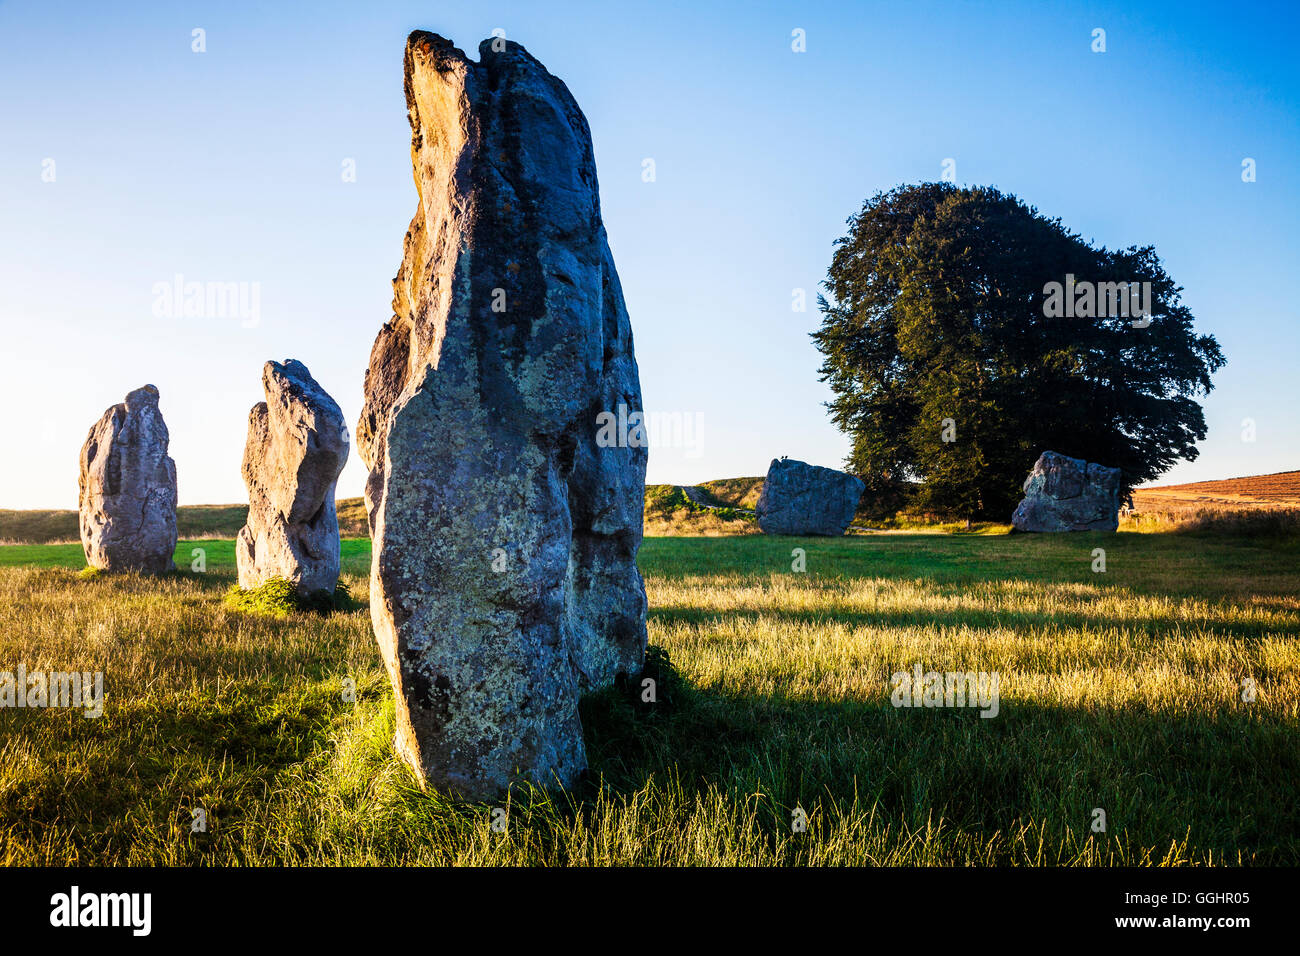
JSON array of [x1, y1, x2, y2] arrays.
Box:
[[756, 458, 864, 536], [1010, 450, 1121, 532]]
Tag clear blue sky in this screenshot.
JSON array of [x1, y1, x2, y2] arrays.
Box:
[[1, 0, 1296, 508]]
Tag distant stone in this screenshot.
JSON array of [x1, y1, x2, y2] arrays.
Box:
[[1010, 451, 1121, 532], [356, 32, 648, 800], [756, 458, 864, 536], [236, 360, 349, 595], [78, 385, 178, 574]]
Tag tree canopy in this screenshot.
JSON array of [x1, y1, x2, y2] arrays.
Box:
[[813, 183, 1225, 519]]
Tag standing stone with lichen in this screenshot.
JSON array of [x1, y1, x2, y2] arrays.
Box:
[[356, 32, 648, 799], [79, 385, 178, 574], [236, 360, 349, 596], [1011, 450, 1122, 532]]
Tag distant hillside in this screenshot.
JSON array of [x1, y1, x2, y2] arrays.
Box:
[[643, 485, 759, 536], [0, 500, 371, 546], [11, 470, 1291, 545], [0, 487, 757, 545], [696, 477, 765, 510], [1128, 470, 1300, 533], [336, 498, 369, 536], [1135, 470, 1300, 506]]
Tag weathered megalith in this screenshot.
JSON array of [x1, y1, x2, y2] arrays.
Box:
[[756, 458, 864, 536], [1010, 450, 1122, 532], [356, 32, 648, 799], [78, 385, 178, 574], [236, 360, 349, 595]]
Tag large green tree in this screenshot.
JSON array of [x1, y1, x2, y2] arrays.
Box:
[[813, 183, 1225, 519]]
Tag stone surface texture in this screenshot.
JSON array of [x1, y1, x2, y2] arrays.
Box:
[[78, 385, 178, 574], [357, 32, 648, 799], [236, 359, 349, 595], [756, 458, 864, 536], [1010, 450, 1122, 532]]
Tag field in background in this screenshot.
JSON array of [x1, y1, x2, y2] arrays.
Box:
[[1137, 470, 1300, 504], [0, 498, 369, 547], [643, 485, 759, 536], [696, 470, 1300, 535], [0, 531, 1296, 865], [1128, 470, 1300, 534], [6, 471, 1298, 546], [0, 504, 256, 547], [7, 490, 721, 546]]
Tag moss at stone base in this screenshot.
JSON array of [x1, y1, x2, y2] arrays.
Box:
[[223, 578, 355, 617]]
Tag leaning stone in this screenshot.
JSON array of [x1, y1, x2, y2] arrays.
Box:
[[78, 385, 178, 574], [756, 458, 864, 536], [1010, 450, 1121, 532], [236, 360, 349, 596], [357, 32, 648, 800]]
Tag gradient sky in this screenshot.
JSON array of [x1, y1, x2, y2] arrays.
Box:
[[1, 0, 1297, 508]]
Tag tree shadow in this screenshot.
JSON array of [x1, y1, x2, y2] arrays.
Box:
[[576, 645, 1299, 864], [10, 639, 1294, 864]]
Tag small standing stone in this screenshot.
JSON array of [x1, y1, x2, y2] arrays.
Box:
[[236, 360, 349, 595], [79, 385, 178, 574]]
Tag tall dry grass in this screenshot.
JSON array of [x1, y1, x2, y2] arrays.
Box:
[[1, 531, 1296, 865]]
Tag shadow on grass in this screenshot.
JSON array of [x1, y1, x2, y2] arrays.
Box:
[[0, 684, 345, 862], [574, 646, 1300, 864], [5, 644, 1294, 864]]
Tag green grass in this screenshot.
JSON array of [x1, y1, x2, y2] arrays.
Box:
[[0, 538, 372, 572], [223, 578, 357, 617], [643, 485, 758, 536], [0, 531, 1296, 865]]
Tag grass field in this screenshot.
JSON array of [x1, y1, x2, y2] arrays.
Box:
[[643, 484, 758, 536], [1, 529, 1296, 865]]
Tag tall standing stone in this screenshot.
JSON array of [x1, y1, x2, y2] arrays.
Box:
[[236, 360, 349, 595], [78, 385, 178, 574], [357, 32, 648, 799]]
